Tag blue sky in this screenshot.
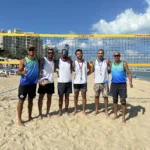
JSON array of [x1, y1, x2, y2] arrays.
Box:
[[0, 0, 149, 33]]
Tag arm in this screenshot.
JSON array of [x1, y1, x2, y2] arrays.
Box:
[[38, 58, 44, 79], [124, 61, 133, 88], [87, 62, 91, 75], [91, 61, 95, 73], [18, 59, 27, 75], [106, 58, 111, 74], [54, 60, 58, 72], [72, 61, 75, 72], [70, 59, 73, 73]]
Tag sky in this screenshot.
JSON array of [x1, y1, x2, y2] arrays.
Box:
[[0, 0, 150, 34], [0, 0, 150, 63]]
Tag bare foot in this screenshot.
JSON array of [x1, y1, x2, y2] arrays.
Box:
[[58, 110, 63, 116], [82, 111, 87, 116], [73, 110, 77, 116], [47, 114, 51, 119], [64, 111, 69, 116], [94, 111, 98, 116], [105, 111, 109, 119], [112, 115, 117, 120], [38, 115, 43, 120], [28, 117, 33, 121], [18, 120, 24, 127], [122, 117, 126, 124]]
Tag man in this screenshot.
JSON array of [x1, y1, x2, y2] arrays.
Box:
[[38, 49, 55, 119], [17, 45, 39, 126], [110, 51, 133, 123], [57, 49, 72, 116], [91, 49, 111, 117], [73, 49, 91, 116]]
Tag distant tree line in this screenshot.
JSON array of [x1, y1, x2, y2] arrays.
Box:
[[0, 48, 27, 59]]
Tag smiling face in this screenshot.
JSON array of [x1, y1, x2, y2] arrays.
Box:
[[97, 49, 104, 60], [47, 49, 54, 59], [75, 49, 83, 60], [62, 49, 68, 59], [28, 47, 36, 56], [113, 52, 121, 62]]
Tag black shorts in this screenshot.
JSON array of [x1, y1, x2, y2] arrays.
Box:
[[38, 83, 54, 95], [74, 84, 87, 92], [110, 83, 127, 99], [18, 84, 37, 100], [58, 82, 72, 95]]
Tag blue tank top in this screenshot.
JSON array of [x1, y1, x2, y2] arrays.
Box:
[[111, 61, 126, 83], [20, 57, 39, 85]]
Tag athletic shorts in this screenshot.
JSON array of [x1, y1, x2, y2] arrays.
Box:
[[110, 83, 127, 99], [58, 82, 72, 95], [74, 84, 87, 92], [18, 84, 37, 100], [38, 83, 54, 95], [94, 83, 109, 97]]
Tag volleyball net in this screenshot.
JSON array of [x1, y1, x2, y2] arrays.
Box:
[[0, 33, 150, 67]]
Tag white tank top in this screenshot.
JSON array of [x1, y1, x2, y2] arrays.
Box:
[[58, 58, 72, 83], [41, 57, 54, 83], [74, 60, 88, 84], [94, 58, 109, 83]]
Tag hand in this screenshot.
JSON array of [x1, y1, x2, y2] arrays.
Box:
[[130, 83, 133, 88], [38, 80, 46, 86]]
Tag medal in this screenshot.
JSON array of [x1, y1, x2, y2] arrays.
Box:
[[98, 59, 103, 75], [78, 60, 83, 80]]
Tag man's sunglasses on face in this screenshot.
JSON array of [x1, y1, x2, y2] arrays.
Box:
[[48, 52, 54, 55], [114, 55, 120, 57], [28, 48, 35, 51]]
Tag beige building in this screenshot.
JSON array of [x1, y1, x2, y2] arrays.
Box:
[[0, 28, 43, 58]]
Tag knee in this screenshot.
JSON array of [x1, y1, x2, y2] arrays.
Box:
[[120, 99, 126, 105], [113, 98, 118, 104]]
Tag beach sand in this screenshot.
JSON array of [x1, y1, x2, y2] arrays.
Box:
[[0, 74, 150, 150]]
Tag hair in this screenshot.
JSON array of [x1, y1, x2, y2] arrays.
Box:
[[62, 49, 68, 53], [97, 49, 104, 54], [113, 51, 120, 55], [75, 49, 82, 55], [47, 48, 54, 53]]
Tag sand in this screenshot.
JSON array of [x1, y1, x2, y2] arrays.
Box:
[[0, 74, 150, 150]]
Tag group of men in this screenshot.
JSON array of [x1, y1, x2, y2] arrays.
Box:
[[17, 45, 133, 126]]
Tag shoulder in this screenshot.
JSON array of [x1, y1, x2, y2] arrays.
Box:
[[105, 58, 110, 63], [123, 61, 128, 66], [20, 58, 26, 64]]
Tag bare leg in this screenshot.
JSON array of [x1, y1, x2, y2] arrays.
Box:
[[65, 94, 69, 114], [81, 92, 87, 115], [38, 94, 44, 119], [121, 98, 126, 123], [58, 95, 63, 116], [95, 96, 99, 115], [74, 91, 79, 115], [46, 94, 52, 118], [104, 97, 109, 118], [17, 100, 25, 126], [113, 103, 118, 119], [28, 98, 33, 121]]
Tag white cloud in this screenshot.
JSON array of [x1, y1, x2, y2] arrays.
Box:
[[125, 50, 140, 56], [92, 0, 150, 33], [57, 38, 88, 49]]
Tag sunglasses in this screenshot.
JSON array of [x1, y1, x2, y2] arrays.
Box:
[[114, 55, 120, 57], [62, 51, 68, 55], [28, 48, 35, 51], [48, 52, 54, 54]]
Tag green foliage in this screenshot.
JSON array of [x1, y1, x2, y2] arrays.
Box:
[[0, 49, 27, 59]]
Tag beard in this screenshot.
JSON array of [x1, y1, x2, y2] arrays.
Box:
[[77, 57, 82, 60], [63, 55, 68, 59]]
